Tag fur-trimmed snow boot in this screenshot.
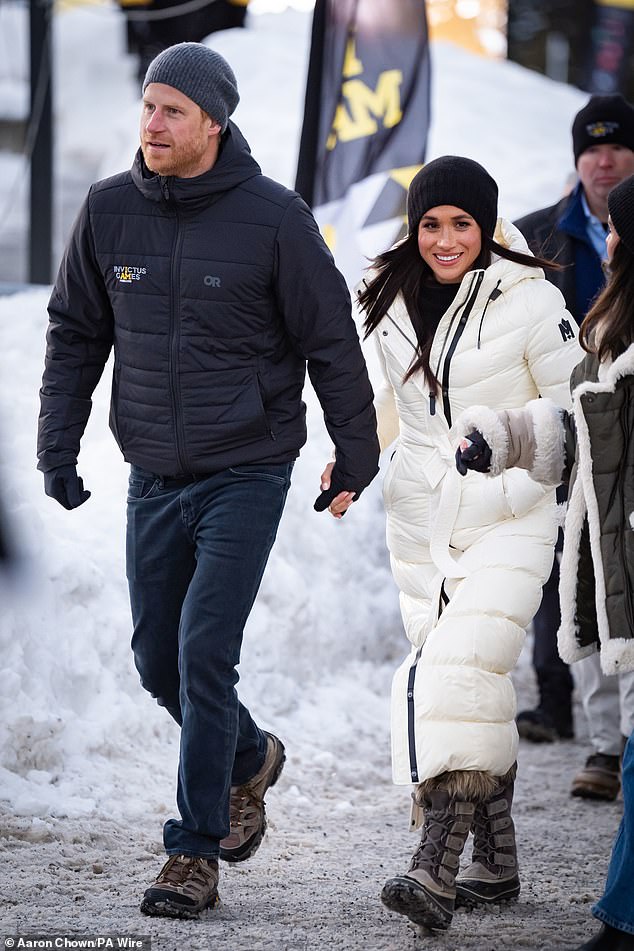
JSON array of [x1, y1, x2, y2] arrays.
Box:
[[455, 773, 520, 907], [381, 786, 475, 931]]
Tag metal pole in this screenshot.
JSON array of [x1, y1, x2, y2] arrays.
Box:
[[29, 0, 53, 285]]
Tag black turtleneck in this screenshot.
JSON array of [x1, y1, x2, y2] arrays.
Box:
[[417, 279, 461, 336]]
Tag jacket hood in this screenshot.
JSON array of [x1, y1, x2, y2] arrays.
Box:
[[131, 120, 261, 209], [493, 217, 532, 257]]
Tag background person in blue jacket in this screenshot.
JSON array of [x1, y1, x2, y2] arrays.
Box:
[[514, 94, 634, 803], [36, 42, 380, 920]]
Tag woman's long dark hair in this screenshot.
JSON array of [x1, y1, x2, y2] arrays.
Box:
[[358, 231, 559, 391], [580, 240, 634, 361]]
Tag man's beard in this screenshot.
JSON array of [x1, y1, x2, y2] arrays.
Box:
[[142, 135, 209, 178]]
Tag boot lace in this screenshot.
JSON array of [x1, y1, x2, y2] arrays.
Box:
[[157, 855, 217, 893], [409, 812, 455, 873], [229, 787, 262, 832], [471, 806, 497, 864]]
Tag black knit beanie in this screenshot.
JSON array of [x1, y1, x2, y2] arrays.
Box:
[[572, 94, 634, 164], [143, 42, 239, 132], [407, 156, 498, 237], [607, 174, 634, 254]]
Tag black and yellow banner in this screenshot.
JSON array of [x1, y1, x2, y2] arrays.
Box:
[[295, 0, 431, 285]]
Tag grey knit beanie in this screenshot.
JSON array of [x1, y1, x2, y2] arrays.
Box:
[[607, 174, 634, 254], [407, 155, 498, 237], [143, 42, 239, 132]]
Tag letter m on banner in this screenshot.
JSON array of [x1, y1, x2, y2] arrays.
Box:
[[295, 0, 431, 286]]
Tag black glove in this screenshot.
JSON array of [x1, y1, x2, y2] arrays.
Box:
[[455, 430, 492, 477], [314, 464, 353, 513], [44, 465, 91, 510]]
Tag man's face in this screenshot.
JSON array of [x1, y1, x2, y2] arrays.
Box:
[[577, 143, 634, 214], [140, 83, 221, 178]]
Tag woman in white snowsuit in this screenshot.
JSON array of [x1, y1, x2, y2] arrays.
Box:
[[456, 174, 634, 951], [325, 156, 584, 933]]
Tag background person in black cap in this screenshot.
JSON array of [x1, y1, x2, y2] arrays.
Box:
[[515, 94, 634, 804], [36, 41, 379, 919], [455, 173, 634, 951], [344, 155, 582, 934]]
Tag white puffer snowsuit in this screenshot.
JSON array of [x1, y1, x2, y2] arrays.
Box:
[[365, 220, 584, 785]]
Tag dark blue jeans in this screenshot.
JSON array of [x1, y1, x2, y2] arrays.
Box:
[[126, 461, 293, 858], [532, 552, 574, 730], [593, 732, 634, 933]]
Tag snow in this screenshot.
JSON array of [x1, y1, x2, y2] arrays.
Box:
[[0, 5, 622, 950]]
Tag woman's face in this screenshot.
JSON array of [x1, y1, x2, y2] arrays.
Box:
[[606, 215, 620, 263], [417, 205, 482, 284]]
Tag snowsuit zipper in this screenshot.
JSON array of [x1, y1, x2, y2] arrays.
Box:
[[437, 271, 484, 427], [406, 646, 423, 782]]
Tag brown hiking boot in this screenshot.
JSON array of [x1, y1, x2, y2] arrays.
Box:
[[455, 776, 520, 907], [219, 732, 285, 863], [140, 854, 219, 919], [571, 753, 620, 801], [381, 788, 474, 932]]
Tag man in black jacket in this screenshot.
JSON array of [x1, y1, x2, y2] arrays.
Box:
[[514, 94, 634, 801], [37, 42, 379, 919]]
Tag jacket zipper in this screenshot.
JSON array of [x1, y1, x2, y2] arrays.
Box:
[[618, 400, 634, 635], [385, 312, 440, 416], [438, 271, 484, 427], [165, 181, 187, 473], [619, 503, 634, 636], [256, 368, 277, 441], [386, 313, 417, 350]]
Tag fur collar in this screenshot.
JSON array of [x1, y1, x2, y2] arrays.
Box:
[[572, 342, 634, 399]]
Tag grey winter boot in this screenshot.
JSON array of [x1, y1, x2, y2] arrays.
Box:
[[455, 776, 520, 907], [381, 788, 475, 931]]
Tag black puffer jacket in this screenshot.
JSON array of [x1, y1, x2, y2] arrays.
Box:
[[38, 123, 379, 491]]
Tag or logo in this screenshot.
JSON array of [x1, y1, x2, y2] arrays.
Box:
[[204, 275, 221, 287], [586, 120, 620, 139], [327, 36, 403, 150], [559, 318, 575, 342], [114, 265, 146, 283]]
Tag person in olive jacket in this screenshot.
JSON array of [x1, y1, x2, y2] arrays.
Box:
[[456, 174, 634, 951], [512, 95, 634, 807], [37, 42, 379, 919]]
